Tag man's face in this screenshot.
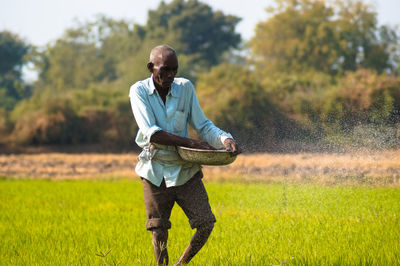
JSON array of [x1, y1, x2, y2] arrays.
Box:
[[150, 52, 178, 90]]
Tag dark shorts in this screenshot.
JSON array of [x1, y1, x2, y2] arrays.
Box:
[[142, 171, 216, 230]]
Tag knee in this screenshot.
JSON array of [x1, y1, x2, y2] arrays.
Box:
[[198, 222, 214, 235], [152, 228, 168, 243]]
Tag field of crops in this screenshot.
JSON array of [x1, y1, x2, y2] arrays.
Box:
[[1, 180, 399, 265], [1, 151, 400, 265]]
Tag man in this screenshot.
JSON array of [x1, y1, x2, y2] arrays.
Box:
[[129, 45, 240, 265]]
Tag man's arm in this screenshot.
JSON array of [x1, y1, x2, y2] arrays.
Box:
[[151, 131, 241, 155], [150, 130, 216, 150], [186, 81, 241, 154]]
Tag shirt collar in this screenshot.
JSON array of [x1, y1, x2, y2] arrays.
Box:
[[148, 75, 178, 97], [148, 74, 156, 95]]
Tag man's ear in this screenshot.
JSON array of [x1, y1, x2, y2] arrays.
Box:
[[147, 62, 153, 73]]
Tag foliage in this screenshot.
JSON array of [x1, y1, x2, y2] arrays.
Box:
[[116, 0, 242, 83], [9, 85, 138, 146], [35, 16, 139, 92], [0, 31, 31, 110], [69, 85, 138, 146], [322, 69, 400, 127], [0, 31, 29, 76], [259, 68, 400, 147], [196, 64, 308, 150], [10, 99, 87, 145], [260, 71, 335, 132], [251, 0, 398, 75], [323, 124, 400, 149], [196, 64, 275, 149], [0, 108, 11, 140], [145, 0, 241, 72]]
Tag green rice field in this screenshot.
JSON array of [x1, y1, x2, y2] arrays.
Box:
[[1, 179, 399, 265]]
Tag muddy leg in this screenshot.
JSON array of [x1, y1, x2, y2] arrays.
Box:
[[175, 222, 214, 265], [152, 228, 169, 265]]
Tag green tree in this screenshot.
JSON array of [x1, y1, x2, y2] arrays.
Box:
[[196, 64, 304, 150], [322, 69, 400, 128], [335, 0, 398, 72], [0, 31, 30, 110], [145, 0, 241, 70], [251, 0, 398, 75], [116, 0, 242, 83], [260, 71, 335, 134], [35, 16, 140, 92]]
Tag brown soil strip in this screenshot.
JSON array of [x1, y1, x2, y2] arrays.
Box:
[[0, 151, 399, 185]]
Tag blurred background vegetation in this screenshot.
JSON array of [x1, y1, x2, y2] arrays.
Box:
[[1, 0, 399, 152]]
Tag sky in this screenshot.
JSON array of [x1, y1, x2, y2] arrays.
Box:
[[1, 0, 400, 48]]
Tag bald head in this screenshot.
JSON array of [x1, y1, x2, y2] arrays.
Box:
[[147, 45, 179, 90], [149, 45, 177, 64]]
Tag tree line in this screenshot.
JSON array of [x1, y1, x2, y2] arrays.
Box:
[[1, 0, 399, 151]]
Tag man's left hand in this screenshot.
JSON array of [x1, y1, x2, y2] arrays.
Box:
[[223, 138, 241, 155]]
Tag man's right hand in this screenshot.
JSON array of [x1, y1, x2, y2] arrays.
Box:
[[223, 138, 241, 155]]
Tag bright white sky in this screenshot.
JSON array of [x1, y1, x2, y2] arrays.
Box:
[[1, 0, 399, 47]]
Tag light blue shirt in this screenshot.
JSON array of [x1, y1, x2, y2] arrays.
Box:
[[129, 75, 233, 187]]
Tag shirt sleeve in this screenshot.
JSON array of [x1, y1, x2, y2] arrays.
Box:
[[129, 84, 162, 147], [186, 81, 233, 149], [220, 134, 233, 145]]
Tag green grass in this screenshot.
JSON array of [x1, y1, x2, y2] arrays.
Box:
[[1, 179, 399, 265]]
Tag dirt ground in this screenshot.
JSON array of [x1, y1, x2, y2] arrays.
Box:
[[1, 150, 399, 185]]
